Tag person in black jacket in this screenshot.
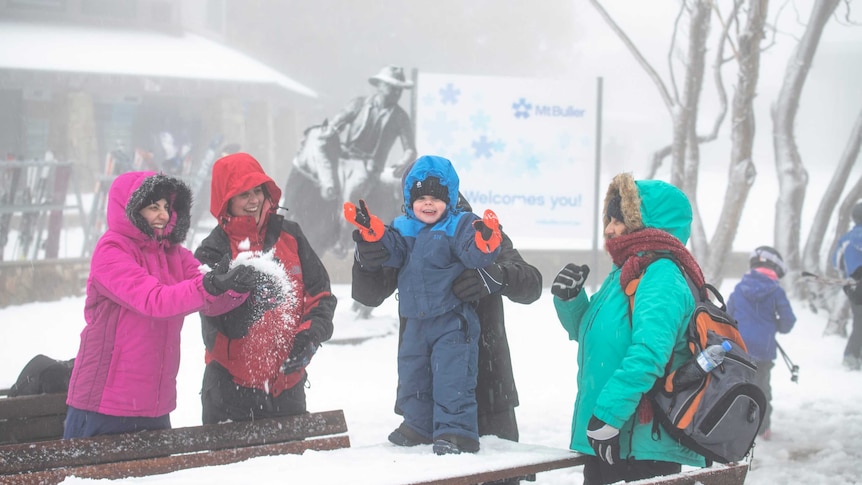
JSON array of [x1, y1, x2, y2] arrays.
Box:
[[351, 193, 541, 472]]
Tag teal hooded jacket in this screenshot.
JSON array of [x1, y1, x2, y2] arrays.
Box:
[[554, 174, 706, 467]]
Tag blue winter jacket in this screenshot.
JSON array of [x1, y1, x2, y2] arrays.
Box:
[[833, 224, 862, 278], [380, 155, 500, 319], [727, 271, 796, 361]]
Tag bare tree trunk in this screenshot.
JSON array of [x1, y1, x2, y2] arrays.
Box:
[[687, 127, 708, 261], [681, 0, 712, 261], [802, 108, 862, 274], [648, 145, 672, 179], [771, 0, 839, 292], [590, 0, 714, 254], [705, 0, 768, 285], [670, 112, 688, 188]]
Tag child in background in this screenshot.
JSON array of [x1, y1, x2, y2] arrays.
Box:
[[345, 155, 502, 455], [727, 246, 797, 440]]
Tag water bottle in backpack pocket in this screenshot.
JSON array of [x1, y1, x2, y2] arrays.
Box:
[[673, 340, 732, 390]]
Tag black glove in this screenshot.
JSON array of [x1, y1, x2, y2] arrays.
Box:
[[281, 331, 320, 374], [452, 264, 506, 302], [551, 263, 590, 301], [353, 230, 389, 270], [203, 264, 256, 296], [210, 253, 231, 275], [586, 415, 620, 465]]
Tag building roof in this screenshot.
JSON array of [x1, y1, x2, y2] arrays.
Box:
[[0, 21, 317, 100]]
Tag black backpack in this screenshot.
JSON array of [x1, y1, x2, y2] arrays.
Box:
[[627, 262, 766, 464], [8, 354, 75, 397]]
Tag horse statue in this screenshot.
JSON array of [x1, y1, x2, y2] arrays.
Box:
[[281, 119, 407, 259], [281, 120, 343, 255]]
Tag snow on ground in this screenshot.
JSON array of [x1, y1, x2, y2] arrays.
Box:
[[2, 282, 862, 484]]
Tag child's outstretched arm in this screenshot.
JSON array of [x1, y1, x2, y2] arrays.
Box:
[[344, 199, 385, 242]]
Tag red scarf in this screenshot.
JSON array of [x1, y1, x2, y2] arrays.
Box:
[[605, 228, 705, 290]]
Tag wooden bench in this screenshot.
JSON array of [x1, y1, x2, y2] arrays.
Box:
[[0, 409, 349, 484], [631, 462, 749, 485], [0, 391, 67, 445], [428, 453, 748, 485], [0, 394, 747, 485]]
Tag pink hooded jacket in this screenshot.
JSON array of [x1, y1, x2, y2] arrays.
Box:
[[66, 171, 246, 417]]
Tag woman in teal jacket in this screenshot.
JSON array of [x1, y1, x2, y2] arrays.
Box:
[[553, 172, 706, 484]]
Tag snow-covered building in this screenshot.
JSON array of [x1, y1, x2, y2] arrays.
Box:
[[0, 0, 317, 188]]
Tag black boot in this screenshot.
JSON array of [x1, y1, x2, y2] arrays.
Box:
[[432, 433, 480, 455], [388, 423, 432, 447]]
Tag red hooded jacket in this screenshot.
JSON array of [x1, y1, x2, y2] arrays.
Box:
[[196, 153, 336, 395]]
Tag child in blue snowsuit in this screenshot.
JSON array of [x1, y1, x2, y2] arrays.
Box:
[[345, 155, 502, 455], [727, 246, 796, 439]]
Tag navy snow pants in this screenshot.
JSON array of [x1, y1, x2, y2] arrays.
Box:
[[396, 306, 480, 442]]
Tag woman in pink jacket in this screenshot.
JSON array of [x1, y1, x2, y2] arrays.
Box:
[[64, 171, 254, 438]]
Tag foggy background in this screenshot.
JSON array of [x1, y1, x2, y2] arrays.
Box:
[[203, 0, 862, 264], [225, 0, 861, 175], [1, 0, 860, 290]]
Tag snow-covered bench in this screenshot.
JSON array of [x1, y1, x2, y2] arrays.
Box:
[[0, 409, 350, 484], [231, 438, 745, 485], [0, 390, 67, 445], [631, 462, 749, 485], [0, 399, 748, 485]]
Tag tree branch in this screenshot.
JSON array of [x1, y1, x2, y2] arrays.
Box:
[[668, 2, 686, 104], [588, 0, 674, 110]]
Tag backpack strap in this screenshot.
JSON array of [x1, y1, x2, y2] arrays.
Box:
[[625, 256, 701, 384], [624, 277, 641, 321], [625, 255, 702, 320]]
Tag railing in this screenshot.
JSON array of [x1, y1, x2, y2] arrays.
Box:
[[0, 159, 89, 261]]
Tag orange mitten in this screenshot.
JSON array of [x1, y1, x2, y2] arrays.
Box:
[[473, 209, 502, 254], [343, 199, 385, 242]]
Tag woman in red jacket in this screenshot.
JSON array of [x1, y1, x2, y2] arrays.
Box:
[[195, 153, 337, 424]]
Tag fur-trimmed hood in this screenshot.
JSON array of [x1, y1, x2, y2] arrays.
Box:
[[603, 172, 692, 244], [110, 171, 192, 244]]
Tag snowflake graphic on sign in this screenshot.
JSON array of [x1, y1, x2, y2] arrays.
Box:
[[512, 98, 532, 119], [439, 83, 461, 105], [472, 135, 495, 158]]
